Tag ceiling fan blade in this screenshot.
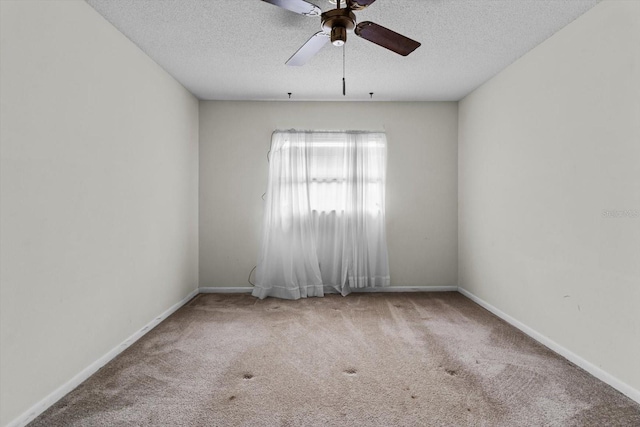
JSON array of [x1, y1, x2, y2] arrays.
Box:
[[286, 32, 330, 66], [355, 21, 421, 56], [260, 0, 321, 16], [346, 0, 377, 11]]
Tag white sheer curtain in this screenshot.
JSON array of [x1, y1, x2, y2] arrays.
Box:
[[252, 130, 390, 300]]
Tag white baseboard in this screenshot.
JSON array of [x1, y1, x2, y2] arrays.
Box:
[[198, 286, 254, 293], [8, 288, 199, 427], [198, 285, 458, 294], [457, 287, 640, 404], [340, 285, 458, 293]]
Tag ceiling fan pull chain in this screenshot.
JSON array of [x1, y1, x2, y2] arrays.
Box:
[[342, 43, 346, 96]]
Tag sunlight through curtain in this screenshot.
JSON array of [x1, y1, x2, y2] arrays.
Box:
[[252, 130, 390, 300]]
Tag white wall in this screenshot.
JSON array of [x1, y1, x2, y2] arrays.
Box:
[[0, 1, 199, 425], [459, 0, 640, 396], [199, 101, 458, 289]]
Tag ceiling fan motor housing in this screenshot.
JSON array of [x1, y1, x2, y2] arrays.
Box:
[[321, 9, 356, 46]]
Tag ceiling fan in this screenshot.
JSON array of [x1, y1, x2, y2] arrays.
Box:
[[261, 0, 421, 66]]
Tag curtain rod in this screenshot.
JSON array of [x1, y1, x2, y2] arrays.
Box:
[[272, 129, 386, 135]]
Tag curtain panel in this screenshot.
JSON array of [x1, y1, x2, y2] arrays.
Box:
[[252, 130, 390, 300]]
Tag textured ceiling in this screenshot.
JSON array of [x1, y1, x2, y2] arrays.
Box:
[[86, 0, 600, 101]]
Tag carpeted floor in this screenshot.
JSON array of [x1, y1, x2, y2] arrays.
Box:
[[29, 292, 640, 426]]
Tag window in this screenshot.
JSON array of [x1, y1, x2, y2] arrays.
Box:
[[271, 131, 387, 215], [306, 136, 386, 215]]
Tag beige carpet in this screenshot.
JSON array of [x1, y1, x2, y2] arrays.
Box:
[[29, 292, 640, 426]]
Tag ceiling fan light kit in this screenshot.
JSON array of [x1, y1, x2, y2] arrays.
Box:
[[261, 0, 421, 66], [322, 8, 355, 46]]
